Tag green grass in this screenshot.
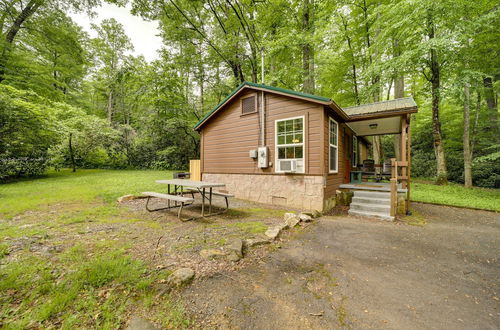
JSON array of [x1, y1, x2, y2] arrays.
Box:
[[0, 246, 188, 329], [412, 181, 500, 212], [0, 169, 192, 328], [0, 169, 173, 218]]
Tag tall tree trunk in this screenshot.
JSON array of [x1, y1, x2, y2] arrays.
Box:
[[471, 90, 481, 153], [393, 69, 404, 160], [483, 76, 499, 140], [69, 133, 76, 173], [463, 83, 472, 187], [0, 0, 42, 82], [339, 14, 359, 105], [428, 11, 447, 184], [107, 89, 114, 123], [302, 0, 315, 94], [372, 136, 382, 173]]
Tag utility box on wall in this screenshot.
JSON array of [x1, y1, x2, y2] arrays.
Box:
[[257, 146, 268, 168]]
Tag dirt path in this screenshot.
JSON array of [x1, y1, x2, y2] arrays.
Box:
[[181, 203, 500, 329]]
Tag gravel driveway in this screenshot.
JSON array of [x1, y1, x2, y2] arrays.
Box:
[[182, 203, 500, 329]]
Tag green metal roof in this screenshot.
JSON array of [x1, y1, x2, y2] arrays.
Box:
[[194, 81, 332, 129]]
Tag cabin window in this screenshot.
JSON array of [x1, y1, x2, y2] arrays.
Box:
[[352, 136, 358, 167], [275, 116, 305, 173], [329, 118, 339, 173], [241, 95, 257, 114]]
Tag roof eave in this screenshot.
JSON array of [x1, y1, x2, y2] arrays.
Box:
[[346, 107, 418, 122]]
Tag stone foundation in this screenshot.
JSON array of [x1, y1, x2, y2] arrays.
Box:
[[202, 173, 324, 211]]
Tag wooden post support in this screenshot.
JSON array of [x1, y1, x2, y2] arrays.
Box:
[[406, 115, 412, 213], [390, 158, 398, 217], [189, 159, 201, 181], [400, 116, 408, 190]]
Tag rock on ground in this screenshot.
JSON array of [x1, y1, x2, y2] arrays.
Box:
[[127, 316, 157, 330], [227, 239, 243, 258], [244, 237, 271, 248], [299, 213, 313, 222], [226, 252, 241, 262], [117, 194, 137, 203], [200, 249, 227, 259], [284, 213, 300, 228], [265, 226, 282, 240], [168, 268, 195, 286]]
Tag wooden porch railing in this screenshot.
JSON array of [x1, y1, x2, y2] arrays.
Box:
[[390, 158, 409, 217]]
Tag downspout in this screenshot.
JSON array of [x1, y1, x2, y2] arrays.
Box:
[[261, 91, 265, 146], [260, 48, 265, 146]]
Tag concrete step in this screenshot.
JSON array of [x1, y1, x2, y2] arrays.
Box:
[[353, 190, 391, 199], [352, 196, 390, 205], [348, 209, 394, 221], [350, 202, 390, 213]]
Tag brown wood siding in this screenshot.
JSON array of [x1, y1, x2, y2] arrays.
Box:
[[324, 108, 356, 199], [202, 90, 323, 175]]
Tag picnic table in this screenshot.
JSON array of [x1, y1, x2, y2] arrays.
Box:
[[142, 179, 232, 220]]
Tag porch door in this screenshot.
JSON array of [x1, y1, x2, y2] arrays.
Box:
[[344, 132, 350, 183]]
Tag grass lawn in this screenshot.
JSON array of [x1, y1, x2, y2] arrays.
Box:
[[0, 169, 290, 329], [411, 180, 500, 212], [0, 169, 193, 329], [0, 169, 174, 218]]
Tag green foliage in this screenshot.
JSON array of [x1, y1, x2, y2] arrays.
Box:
[[0, 0, 498, 190]]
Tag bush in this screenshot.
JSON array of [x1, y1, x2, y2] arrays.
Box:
[[473, 160, 500, 188], [0, 153, 49, 181]]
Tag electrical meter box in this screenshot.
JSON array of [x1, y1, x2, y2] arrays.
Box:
[[257, 146, 268, 168]]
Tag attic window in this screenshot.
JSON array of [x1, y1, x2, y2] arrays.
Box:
[[241, 95, 257, 114]]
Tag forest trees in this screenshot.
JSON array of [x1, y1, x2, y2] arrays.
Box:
[[0, 0, 498, 186], [90, 18, 133, 123]]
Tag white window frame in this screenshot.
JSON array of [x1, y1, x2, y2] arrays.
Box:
[[275, 115, 306, 173], [352, 135, 358, 167], [329, 118, 339, 173]]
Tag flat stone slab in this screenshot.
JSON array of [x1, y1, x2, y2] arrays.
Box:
[[244, 237, 271, 248], [226, 252, 241, 262], [200, 249, 227, 259], [299, 213, 313, 222], [227, 239, 243, 258], [127, 316, 157, 330], [117, 194, 137, 203], [168, 268, 195, 286], [284, 213, 300, 228], [265, 226, 282, 240]]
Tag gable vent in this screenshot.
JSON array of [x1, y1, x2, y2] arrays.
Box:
[[242, 96, 256, 114]]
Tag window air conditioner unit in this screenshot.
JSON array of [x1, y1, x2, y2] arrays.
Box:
[[279, 159, 297, 172]]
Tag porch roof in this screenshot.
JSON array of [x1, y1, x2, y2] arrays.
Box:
[[343, 97, 417, 136], [343, 97, 417, 119]]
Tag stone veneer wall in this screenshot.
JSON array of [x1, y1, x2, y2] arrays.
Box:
[[202, 173, 324, 211]]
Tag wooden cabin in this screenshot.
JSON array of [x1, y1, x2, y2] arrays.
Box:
[[194, 82, 417, 218]]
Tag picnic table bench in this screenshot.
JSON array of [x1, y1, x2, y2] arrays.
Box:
[[142, 179, 232, 220], [142, 191, 194, 220], [184, 188, 235, 209]]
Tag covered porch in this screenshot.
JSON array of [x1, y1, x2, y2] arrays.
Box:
[[340, 97, 418, 218]]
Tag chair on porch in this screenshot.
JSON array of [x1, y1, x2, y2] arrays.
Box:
[[379, 159, 393, 181], [360, 159, 377, 181]]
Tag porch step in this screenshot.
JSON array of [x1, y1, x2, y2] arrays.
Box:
[[348, 190, 393, 221], [350, 202, 390, 213], [348, 209, 394, 221], [352, 196, 390, 204], [352, 190, 391, 199]]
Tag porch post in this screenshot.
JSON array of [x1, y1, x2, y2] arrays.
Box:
[[400, 116, 408, 189], [406, 115, 412, 213]]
